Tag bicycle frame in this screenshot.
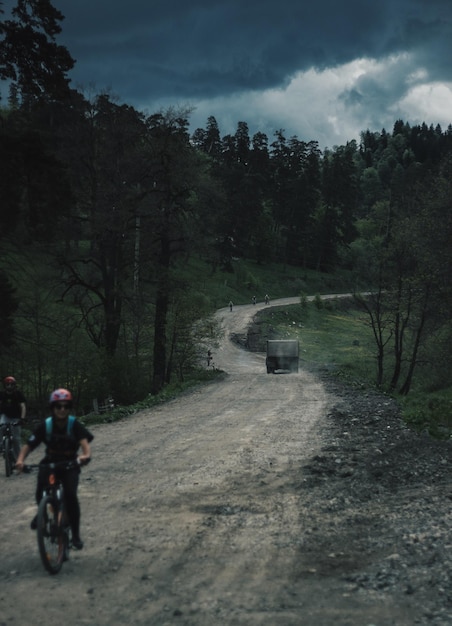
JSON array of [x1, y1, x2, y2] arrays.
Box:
[[23, 457, 87, 574], [33, 460, 79, 574]]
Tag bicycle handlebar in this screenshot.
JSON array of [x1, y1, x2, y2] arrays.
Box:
[[21, 457, 90, 472]]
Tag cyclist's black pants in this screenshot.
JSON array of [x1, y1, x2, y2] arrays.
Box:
[[36, 465, 81, 539]]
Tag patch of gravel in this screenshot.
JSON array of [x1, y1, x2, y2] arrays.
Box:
[[299, 370, 452, 625]]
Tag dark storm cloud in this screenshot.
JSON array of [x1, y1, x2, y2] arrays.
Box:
[[53, 0, 451, 101], [1, 0, 450, 145]]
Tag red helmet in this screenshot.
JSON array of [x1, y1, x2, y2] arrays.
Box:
[[3, 376, 16, 387], [49, 388, 73, 404]]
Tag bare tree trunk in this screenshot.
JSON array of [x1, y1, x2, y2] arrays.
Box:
[[152, 237, 170, 394], [399, 292, 429, 395], [389, 310, 402, 392], [389, 281, 411, 392], [354, 290, 388, 388]]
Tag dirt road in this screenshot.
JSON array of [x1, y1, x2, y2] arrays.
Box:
[[1, 298, 451, 625]]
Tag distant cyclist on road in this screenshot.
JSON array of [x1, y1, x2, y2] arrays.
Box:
[[0, 376, 26, 460], [16, 388, 93, 551]]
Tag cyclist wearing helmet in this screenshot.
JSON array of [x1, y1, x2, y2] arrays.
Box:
[[0, 376, 26, 460], [16, 388, 93, 550]]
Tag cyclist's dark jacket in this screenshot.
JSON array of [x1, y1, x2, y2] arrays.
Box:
[[27, 416, 94, 463], [0, 389, 26, 419]]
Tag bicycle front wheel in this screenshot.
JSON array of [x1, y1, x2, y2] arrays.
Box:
[[4, 438, 12, 477], [37, 495, 66, 574]]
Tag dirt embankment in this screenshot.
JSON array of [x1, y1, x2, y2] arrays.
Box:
[[1, 297, 451, 626]]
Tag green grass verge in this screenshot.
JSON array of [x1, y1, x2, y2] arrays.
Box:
[[399, 390, 452, 439]]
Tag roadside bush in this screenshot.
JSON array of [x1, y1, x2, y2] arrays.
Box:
[[314, 294, 323, 310]]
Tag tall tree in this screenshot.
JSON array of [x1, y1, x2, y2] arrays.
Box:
[[57, 93, 148, 359], [316, 143, 358, 270], [0, 0, 74, 105], [213, 121, 265, 259], [0, 269, 18, 351], [268, 129, 291, 260], [192, 115, 222, 160], [0, 104, 73, 241], [146, 109, 211, 393]]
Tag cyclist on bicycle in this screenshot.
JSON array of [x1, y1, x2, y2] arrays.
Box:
[[0, 375, 26, 460], [16, 388, 93, 550]]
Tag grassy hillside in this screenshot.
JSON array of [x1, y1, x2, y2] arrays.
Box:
[[178, 256, 361, 309]]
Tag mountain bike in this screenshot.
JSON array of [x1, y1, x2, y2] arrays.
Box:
[[26, 459, 86, 574], [1, 420, 20, 477]]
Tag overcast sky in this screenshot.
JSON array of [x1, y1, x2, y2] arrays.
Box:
[[4, 0, 452, 149]]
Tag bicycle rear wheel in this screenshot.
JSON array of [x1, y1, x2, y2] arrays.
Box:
[[4, 438, 12, 477], [37, 495, 66, 574]]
